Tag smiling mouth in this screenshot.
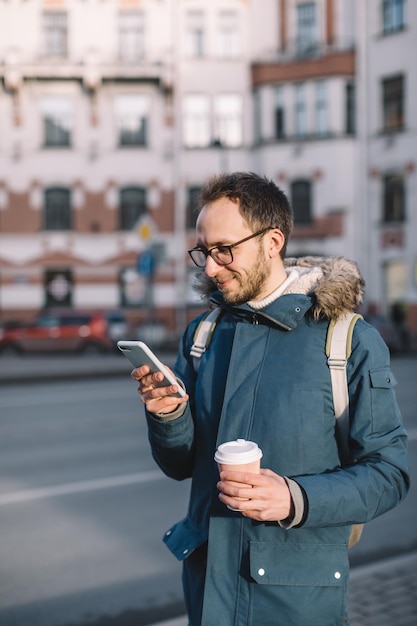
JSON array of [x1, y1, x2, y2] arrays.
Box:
[[216, 275, 236, 291]]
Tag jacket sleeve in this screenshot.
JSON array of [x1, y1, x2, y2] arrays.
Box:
[[292, 320, 410, 529], [145, 321, 200, 481]]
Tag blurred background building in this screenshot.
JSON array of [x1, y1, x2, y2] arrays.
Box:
[[0, 0, 416, 342]]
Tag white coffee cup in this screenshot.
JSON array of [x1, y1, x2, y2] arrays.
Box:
[[214, 439, 263, 510], [214, 439, 263, 471]]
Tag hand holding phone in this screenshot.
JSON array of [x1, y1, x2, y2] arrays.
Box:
[[117, 340, 186, 399]]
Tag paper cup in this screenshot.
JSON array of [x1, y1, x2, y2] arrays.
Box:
[[214, 438, 262, 472], [214, 439, 263, 510]]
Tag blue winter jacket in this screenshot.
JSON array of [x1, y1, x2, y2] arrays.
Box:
[[145, 257, 409, 626]]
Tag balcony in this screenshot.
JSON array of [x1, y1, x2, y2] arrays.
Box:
[[252, 41, 355, 87], [0, 55, 170, 91]]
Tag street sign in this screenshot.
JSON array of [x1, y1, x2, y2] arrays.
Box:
[[136, 215, 157, 243], [137, 250, 155, 277]]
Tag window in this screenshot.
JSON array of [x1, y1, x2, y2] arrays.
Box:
[[253, 89, 262, 143], [44, 187, 72, 231], [383, 174, 405, 222], [119, 11, 145, 62], [116, 95, 149, 146], [291, 180, 312, 224], [186, 11, 205, 57], [315, 81, 328, 136], [43, 12, 67, 58], [218, 11, 239, 58], [296, 2, 317, 57], [294, 83, 307, 138], [345, 82, 356, 135], [383, 0, 405, 34], [382, 75, 404, 131], [119, 187, 147, 231], [186, 186, 202, 229], [274, 86, 285, 139], [213, 95, 243, 147], [183, 95, 210, 147], [41, 96, 72, 147]]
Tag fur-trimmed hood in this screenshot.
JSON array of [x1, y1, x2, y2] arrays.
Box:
[[193, 256, 365, 322]]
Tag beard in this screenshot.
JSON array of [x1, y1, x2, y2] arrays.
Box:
[[218, 247, 271, 306]]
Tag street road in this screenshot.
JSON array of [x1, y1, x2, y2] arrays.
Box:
[[0, 356, 416, 626], [0, 376, 189, 626]]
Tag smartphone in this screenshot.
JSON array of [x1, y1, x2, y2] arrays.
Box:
[[117, 340, 186, 398]]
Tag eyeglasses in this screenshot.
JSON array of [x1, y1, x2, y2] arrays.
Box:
[[188, 227, 273, 268]]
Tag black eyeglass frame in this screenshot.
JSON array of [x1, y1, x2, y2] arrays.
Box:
[[188, 227, 273, 268]]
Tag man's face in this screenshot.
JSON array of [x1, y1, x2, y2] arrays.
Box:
[[196, 197, 272, 305]]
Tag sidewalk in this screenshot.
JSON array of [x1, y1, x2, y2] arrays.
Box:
[[349, 552, 417, 626], [152, 552, 417, 626]]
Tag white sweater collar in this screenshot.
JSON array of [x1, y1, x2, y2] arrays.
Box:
[[248, 269, 300, 310]]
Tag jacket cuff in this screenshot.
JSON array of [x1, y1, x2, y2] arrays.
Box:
[[278, 478, 307, 529], [154, 402, 187, 422]]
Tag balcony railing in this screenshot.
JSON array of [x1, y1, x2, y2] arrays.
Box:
[[254, 39, 355, 65]]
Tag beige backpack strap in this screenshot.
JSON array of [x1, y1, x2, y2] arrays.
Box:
[[326, 312, 362, 461], [326, 312, 364, 548], [190, 308, 222, 367]]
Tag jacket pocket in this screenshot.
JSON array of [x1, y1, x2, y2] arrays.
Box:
[[248, 542, 348, 626], [369, 367, 398, 432], [163, 516, 208, 561]]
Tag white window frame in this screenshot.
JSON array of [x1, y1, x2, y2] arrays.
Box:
[[41, 96, 73, 147], [186, 10, 205, 57], [118, 11, 145, 63], [294, 83, 307, 138], [42, 11, 68, 58], [274, 85, 285, 139], [115, 94, 150, 146], [217, 11, 240, 58], [183, 95, 211, 148], [296, 2, 317, 56], [315, 80, 328, 136], [383, 0, 406, 34], [213, 94, 243, 148]]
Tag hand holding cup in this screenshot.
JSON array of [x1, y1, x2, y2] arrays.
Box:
[[214, 439, 263, 511]]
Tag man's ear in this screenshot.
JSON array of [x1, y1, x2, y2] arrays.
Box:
[[267, 229, 285, 258]]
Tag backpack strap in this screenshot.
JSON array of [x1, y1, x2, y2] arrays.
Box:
[[326, 312, 363, 463], [327, 312, 364, 548], [190, 307, 222, 370]]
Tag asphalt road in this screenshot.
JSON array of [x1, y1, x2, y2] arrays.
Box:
[[0, 376, 189, 626], [0, 356, 415, 626]]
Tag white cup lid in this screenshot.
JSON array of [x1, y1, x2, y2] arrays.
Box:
[[214, 439, 262, 465]]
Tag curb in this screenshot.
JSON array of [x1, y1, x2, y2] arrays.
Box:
[[349, 549, 417, 580]]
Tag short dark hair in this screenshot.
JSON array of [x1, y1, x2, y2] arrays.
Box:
[[198, 172, 293, 258]]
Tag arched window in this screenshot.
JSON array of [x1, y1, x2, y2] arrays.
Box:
[[291, 179, 312, 225], [119, 187, 147, 230], [44, 187, 71, 230]]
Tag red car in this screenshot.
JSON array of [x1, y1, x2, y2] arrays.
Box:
[[0, 310, 128, 354]]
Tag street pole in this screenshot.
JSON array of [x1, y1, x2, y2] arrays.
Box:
[[171, 0, 187, 338]]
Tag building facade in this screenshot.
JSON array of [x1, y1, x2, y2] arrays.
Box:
[[0, 0, 416, 339]]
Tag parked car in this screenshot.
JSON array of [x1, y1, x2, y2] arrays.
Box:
[[0, 309, 129, 354]]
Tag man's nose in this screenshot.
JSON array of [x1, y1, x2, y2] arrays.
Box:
[[205, 255, 222, 277]]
